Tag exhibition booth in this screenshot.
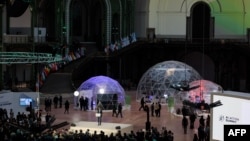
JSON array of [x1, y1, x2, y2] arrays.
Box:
[[74, 75, 125, 110]]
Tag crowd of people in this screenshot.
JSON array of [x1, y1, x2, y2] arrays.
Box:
[[0, 91, 214, 141], [180, 105, 211, 141], [0, 104, 175, 141]]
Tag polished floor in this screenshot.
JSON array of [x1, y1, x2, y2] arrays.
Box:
[[40, 91, 198, 141]]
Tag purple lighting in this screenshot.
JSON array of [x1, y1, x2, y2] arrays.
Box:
[[77, 75, 126, 107]]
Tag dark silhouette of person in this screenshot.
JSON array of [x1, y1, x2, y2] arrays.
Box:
[[112, 102, 117, 117], [64, 100, 70, 114], [155, 102, 161, 117], [59, 95, 62, 108], [79, 96, 84, 111], [139, 97, 145, 111], [189, 113, 197, 129], [198, 124, 205, 141], [84, 97, 89, 111], [158, 102, 161, 117], [199, 115, 205, 127], [53, 95, 58, 109], [193, 133, 199, 141], [45, 112, 51, 127], [182, 105, 189, 117], [91, 97, 94, 110], [116, 103, 123, 118], [150, 102, 154, 117], [206, 115, 210, 127], [182, 116, 189, 134]]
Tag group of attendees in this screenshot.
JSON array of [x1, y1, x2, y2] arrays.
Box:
[[44, 96, 63, 112], [180, 105, 211, 141], [0, 105, 175, 141], [64, 127, 174, 141]]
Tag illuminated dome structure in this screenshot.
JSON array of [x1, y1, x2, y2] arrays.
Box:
[[75, 75, 125, 110], [184, 79, 223, 104], [136, 60, 201, 102]]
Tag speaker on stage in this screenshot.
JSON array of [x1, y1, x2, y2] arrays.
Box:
[[145, 121, 151, 131]]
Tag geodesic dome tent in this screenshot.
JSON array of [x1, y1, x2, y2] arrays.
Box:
[[76, 75, 125, 110], [183, 79, 223, 104], [136, 60, 201, 102]]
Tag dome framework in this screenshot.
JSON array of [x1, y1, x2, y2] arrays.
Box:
[[136, 60, 201, 102], [76, 75, 125, 110]]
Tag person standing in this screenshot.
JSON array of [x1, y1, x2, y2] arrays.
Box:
[[79, 96, 84, 111], [9, 109, 14, 122], [154, 102, 159, 117], [84, 97, 89, 111], [112, 102, 117, 117], [189, 112, 197, 129], [199, 115, 205, 127], [150, 102, 154, 117], [182, 116, 189, 134], [59, 95, 62, 108], [198, 124, 205, 141], [158, 102, 162, 117], [53, 95, 58, 109], [45, 112, 51, 127], [47, 97, 52, 111], [96, 101, 103, 125], [116, 103, 123, 118], [139, 97, 145, 111], [91, 97, 94, 110], [64, 100, 70, 114]]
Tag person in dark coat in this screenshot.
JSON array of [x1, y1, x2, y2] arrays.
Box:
[[53, 95, 58, 109], [189, 113, 197, 129], [64, 100, 70, 114], [59, 95, 62, 108], [79, 96, 84, 111], [182, 116, 189, 134], [116, 103, 123, 118], [199, 115, 205, 126], [198, 124, 205, 141], [150, 102, 154, 117], [158, 102, 161, 117], [139, 97, 145, 111]]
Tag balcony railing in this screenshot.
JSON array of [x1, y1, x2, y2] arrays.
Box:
[[3, 34, 29, 43]]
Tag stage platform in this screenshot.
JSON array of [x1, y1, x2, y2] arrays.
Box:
[[69, 121, 133, 135]]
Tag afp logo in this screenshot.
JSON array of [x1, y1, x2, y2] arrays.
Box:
[[224, 125, 250, 141]]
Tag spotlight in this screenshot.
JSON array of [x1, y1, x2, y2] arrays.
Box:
[[99, 88, 105, 94], [74, 91, 79, 97]]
